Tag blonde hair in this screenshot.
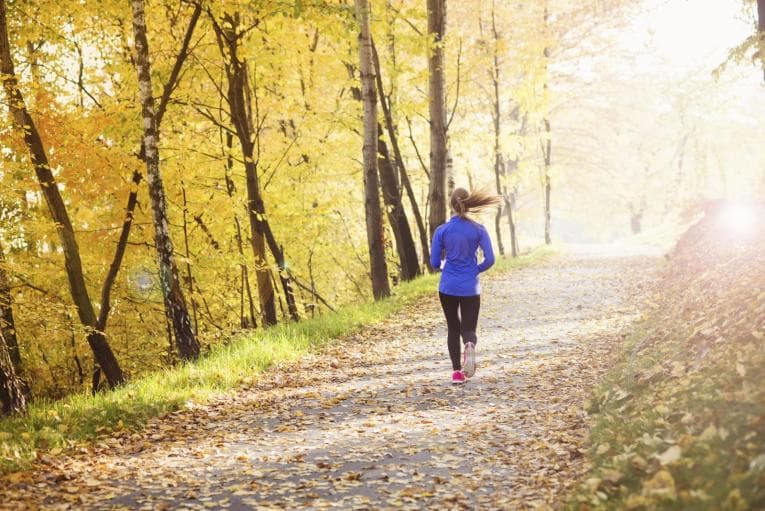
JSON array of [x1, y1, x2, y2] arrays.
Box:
[[450, 187, 501, 217]]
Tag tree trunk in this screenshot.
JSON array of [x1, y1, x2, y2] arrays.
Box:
[[446, 150, 455, 199], [223, 132, 258, 329], [98, 3, 200, 335], [542, 6, 552, 246], [371, 40, 429, 272], [0, 243, 20, 371], [246, 174, 279, 326], [427, 0, 448, 242], [494, 206, 504, 256], [630, 213, 642, 234], [92, 5, 201, 391], [231, 76, 279, 327], [491, 3, 504, 256], [505, 107, 524, 258], [758, 0, 765, 81], [377, 125, 420, 281], [0, 0, 125, 387], [264, 235, 300, 320], [543, 118, 552, 245], [0, 331, 25, 416], [129, 0, 199, 360], [379, 2, 429, 267], [504, 195, 518, 257], [180, 184, 199, 334], [356, 0, 391, 299], [504, 156, 520, 258], [629, 204, 643, 234], [210, 15, 300, 324]]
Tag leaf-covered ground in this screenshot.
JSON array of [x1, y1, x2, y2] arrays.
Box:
[[569, 204, 765, 510], [0, 248, 656, 510]]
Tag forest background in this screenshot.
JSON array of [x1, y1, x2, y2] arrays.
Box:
[[0, 0, 763, 406]]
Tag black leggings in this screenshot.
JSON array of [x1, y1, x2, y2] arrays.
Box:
[[438, 292, 480, 371]]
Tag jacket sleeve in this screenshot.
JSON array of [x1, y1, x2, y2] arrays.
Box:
[[477, 226, 495, 272], [430, 227, 443, 271]]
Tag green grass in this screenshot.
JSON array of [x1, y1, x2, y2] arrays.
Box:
[[0, 247, 552, 474]]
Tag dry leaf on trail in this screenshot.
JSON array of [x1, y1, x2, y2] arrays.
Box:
[[642, 469, 677, 501], [655, 445, 682, 466]]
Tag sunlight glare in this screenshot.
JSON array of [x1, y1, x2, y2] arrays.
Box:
[[719, 203, 759, 237]]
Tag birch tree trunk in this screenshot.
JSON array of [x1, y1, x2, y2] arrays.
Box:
[[427, 0, 448, 242], [129, 0, 199, 360], [92, 3, 201, 391], [99, 2, 201, 334], [356, 0, 391, 299], [542, 4, 552, 246], [0, 0, 125, 387]]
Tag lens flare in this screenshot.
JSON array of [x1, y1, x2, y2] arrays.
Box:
[[719, 203, 758, 237]]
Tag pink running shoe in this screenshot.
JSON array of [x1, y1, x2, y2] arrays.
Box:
[[451, 370, 466, 385], [463, 342, 476, 378]]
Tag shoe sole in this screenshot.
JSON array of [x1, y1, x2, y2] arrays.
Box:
[[451, 379, 466, 385], [463, 344, 476, 378]]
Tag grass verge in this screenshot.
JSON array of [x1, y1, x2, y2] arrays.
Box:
[[0, 247, 552, 474]]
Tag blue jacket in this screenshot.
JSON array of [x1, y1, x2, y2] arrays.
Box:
[[430, 216, 495, 296]]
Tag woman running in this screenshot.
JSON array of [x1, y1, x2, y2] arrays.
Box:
[[430, 188, 501, 384]]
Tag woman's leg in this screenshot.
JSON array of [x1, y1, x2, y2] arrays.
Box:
[[459, 295, 481, 345], [438, 292, 462, 370]]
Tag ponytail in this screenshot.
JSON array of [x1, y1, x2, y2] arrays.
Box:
[[450, 187, 501, 218]]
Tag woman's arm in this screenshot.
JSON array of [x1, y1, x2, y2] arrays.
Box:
[[430, 227, 443, 271], [477, 227, 495, 272]]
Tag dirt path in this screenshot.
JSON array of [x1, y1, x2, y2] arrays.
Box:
[[1, 247, 657, 510]]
